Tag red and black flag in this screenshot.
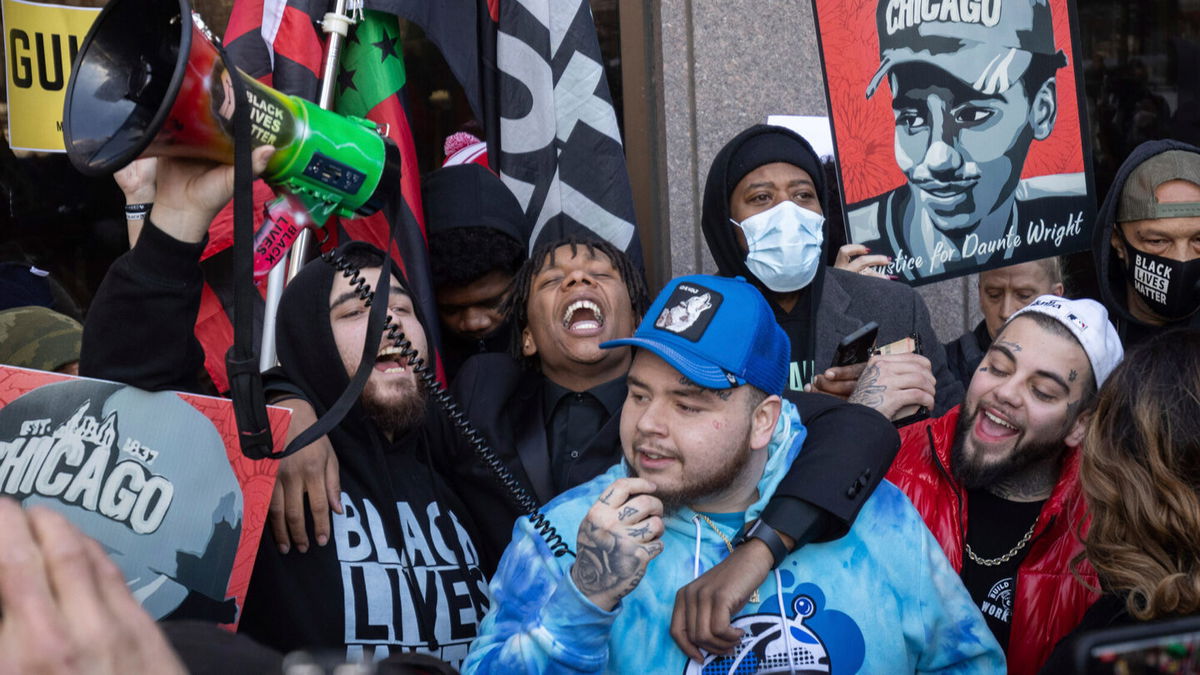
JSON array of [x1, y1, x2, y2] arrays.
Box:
[[191, 2, 440, 392]]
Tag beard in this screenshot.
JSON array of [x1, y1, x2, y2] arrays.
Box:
[[950, 405, 1066, 491], [361, 374, 427, 437], [626, 430, 753, 512]]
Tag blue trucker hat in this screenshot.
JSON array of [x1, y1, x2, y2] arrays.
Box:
[[601, 275, 790, 395]]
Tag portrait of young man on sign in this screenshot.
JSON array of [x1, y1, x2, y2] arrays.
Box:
[[815, 0, 1097, 284]]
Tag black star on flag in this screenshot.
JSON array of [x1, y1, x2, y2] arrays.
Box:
[[372, 35, 401, 64], [337, 67, 358, 97]]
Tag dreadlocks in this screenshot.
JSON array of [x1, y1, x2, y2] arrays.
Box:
[[503, 238, 650, 369]]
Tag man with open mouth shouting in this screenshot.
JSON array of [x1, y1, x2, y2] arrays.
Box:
[[81, 152, 491, 667], [885, 294, 1124, 675]]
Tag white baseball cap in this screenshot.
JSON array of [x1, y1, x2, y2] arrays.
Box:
[[1010, 295, 1124, 386]]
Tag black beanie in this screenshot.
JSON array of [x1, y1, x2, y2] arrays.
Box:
[[724, 127, 826, 212], [421, 164, 530, 245]]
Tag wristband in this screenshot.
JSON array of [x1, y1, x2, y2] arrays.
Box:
[[124, 202, 153, 221], [734, 519, 790, 568]]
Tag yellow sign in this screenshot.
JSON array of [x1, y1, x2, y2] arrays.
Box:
[[3, 0, 100, 152]]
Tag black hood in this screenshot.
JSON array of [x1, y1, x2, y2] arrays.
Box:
[[275, 242, 430, 436], [1092, 139, 1200, 326], [700, 124, 830, 287]]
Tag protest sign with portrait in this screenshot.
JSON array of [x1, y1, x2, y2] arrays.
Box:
[[813, 0, 1096, 284]]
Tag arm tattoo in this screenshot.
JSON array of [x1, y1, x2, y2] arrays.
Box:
[[617, 506, 637, 521], [995, 340, 1023, 352], [848, 363, 886, 409]]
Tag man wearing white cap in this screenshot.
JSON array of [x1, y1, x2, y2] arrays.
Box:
[[885, 294, 1124, 674]]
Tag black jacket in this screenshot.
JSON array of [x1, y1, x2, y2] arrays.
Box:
[[943, 320, 991, 394], [1092, 139, 1200, 345], [453, 351, 902, 553], [82, 224, 491, 665]]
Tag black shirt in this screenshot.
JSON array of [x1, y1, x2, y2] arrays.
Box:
[[961, 488, 1045, 651], [542, 376, 627, 494], [773, 289, 818, 395]]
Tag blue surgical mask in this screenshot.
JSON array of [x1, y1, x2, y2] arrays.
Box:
[[731, 200, 825, 292]]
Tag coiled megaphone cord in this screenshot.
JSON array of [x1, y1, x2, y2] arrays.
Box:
[[320, 249, 574, 558]]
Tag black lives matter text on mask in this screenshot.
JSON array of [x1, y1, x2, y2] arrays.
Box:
[[333, 495, 490, 666], [1132, 252, 1173, 305], [0, 406, 174, 534]]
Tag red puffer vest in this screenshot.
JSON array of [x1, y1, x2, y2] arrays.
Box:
[[886, 406, 1099, 675]]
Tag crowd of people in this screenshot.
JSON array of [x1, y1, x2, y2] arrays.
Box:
[[2, 81, 1200, 675]]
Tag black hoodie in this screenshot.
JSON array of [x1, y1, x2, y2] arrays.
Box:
[[422, 164, 530, 380], [1091, 139, 1200, 345], [82, 228, 491, 666], [700, 125, 962, 413], [237, 242, 491, 665]]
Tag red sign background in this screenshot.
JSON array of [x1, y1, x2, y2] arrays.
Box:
[[814, 0, 1087, 204]]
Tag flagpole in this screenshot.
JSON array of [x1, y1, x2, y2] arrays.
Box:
[[260, 0, 355, 370]]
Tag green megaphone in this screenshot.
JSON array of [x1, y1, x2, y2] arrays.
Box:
[[62, 0, 399, 220]]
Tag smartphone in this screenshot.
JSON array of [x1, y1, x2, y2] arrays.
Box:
[[831, 322, 879, 369]]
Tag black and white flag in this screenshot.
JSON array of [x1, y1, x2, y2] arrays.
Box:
[[493, 0, 641, 266], [367, 0, 643, 267]]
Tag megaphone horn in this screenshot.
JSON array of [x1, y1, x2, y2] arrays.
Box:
[[62, 0, 399, 218]]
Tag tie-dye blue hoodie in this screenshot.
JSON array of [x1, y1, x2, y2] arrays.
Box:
[[463, 400, 1004, 674]]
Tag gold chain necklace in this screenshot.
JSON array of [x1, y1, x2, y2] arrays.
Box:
[[697, 514, 759, 603], [965, 520, 1037, 567]]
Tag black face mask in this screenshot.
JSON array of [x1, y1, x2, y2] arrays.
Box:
[[1118, 229, 1200, 322]]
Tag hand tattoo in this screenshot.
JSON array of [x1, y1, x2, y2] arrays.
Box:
[[571, 519, 654, 603], [617, 506, 637, 521], [627, 524, 650, 538], [599, 489, 614, 505], [848, 363, 886, 409]]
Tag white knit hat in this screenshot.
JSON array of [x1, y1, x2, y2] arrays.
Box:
[[1010, 295, 1125, 386]]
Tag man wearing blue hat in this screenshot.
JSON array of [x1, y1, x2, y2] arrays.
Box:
[[464, 275, 1004, 673]]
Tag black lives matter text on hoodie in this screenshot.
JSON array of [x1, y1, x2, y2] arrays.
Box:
[[80, 227, 491, 667], [1092, 139, 1200, 346], [241, 242, 491, 665]]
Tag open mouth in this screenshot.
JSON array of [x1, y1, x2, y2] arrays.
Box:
[[375, 345, 407, 374], [562, 299, 606, 335], [974, 407, 1020, 441]]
